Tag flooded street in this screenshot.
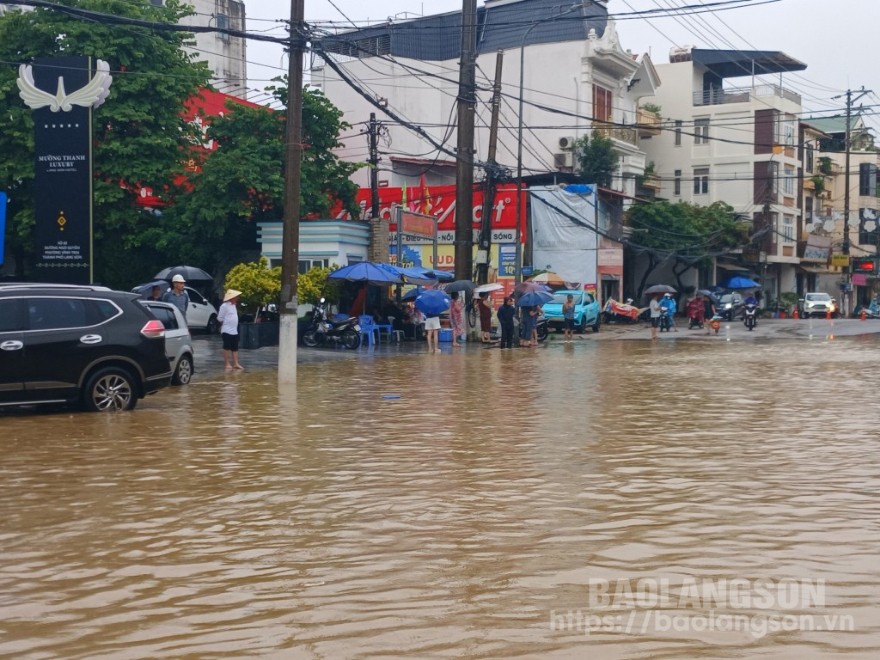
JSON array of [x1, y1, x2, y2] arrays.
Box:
[[2, 334, 880, 658]]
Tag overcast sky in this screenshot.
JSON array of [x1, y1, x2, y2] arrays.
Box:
[[241, 0, 878, 130]]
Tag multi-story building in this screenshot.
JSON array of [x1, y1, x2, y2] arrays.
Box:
[[309, 0, 657, 291], [177, 0, 248, 98], [640, 47, 808, 300], [312, 0, 655, 195], [802, 114, 879, 307]]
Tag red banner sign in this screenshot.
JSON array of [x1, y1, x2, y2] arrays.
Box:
[[337, 184, 524, 232], [399, 211, 435, 238]]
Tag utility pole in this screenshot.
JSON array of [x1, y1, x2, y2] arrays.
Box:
[[454, 0, 477, 280], [278, 0, 305, 384], [367, 112, 384, 263], [835, 86, 870, 316], [476, 51, 503, 285]]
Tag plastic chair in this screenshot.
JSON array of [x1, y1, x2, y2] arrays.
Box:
[[357, 315, 379, 347], [374, 316, 394, 342]]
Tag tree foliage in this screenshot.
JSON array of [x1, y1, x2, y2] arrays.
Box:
[[574, 134, 619, 188], [223, 257, 281, 309], [297, 264, 340, 306], [0, 0, 210, 285], [0, 6, 363, 290], [626, 200, 748, 294], [163, 85, 362, 277]]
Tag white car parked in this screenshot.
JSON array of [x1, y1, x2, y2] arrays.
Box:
[[181, 287, 220, 334], [132, 284, 219, 333], [139, 300, 195, 385]]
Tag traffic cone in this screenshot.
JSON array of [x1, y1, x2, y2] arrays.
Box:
[[792, 307, 800, 320], [826, 308, 832, 320], [861, 308, 867, 321]]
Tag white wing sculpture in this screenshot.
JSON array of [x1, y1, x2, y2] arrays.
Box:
[[17, 59, 113, 112]]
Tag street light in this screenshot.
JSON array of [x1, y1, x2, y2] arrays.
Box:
[[515, 4, 581, 284]]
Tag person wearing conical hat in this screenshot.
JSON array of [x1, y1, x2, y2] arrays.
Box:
[[218, 289, 243, 370]]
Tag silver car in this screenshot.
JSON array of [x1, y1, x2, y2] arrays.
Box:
[[140, 300, 195, 385]]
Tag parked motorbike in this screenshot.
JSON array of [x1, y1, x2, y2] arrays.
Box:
[[743, 303, 758, 331], [536, 316, 549, 341], [302, 298, 361, 349]]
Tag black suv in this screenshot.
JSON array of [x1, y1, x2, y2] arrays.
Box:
[[0, 284, 173, 411]]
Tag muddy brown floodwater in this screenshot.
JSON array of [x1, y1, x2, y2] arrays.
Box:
[[1, 336, 880, 659]]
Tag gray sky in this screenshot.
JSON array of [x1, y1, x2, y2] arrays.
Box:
[[242, 0, 879, 130]]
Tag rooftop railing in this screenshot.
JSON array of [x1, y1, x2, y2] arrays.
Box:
[[693, 85, 801, 107]]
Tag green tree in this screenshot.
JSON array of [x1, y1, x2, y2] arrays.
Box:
[[223, 257, 281, 310], [297, 264, 340, 306], [0, 1, 210, 285], [164, 84, 362, 277], [626, 200, 747, 294], [574, 134, 619, 188]]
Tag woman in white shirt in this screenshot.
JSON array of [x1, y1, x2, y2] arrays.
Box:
[[217, 289, 243, 370]]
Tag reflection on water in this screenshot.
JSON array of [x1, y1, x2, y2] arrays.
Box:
[[2, 338, 880, 658]]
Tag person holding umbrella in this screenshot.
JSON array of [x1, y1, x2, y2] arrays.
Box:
[[414, 289, 451, 353], [449, 291, 465, 347], [649, 292, 663, 340]]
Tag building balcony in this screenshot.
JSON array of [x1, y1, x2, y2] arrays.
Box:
[[592, 121, 638, 146], [636, 108, 662, 137], [693, 84, 801, 107]]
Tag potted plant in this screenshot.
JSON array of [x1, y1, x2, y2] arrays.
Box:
[[779, 292, 800, 317], [224, 257, 282, 348]]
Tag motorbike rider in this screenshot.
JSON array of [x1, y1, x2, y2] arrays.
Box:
[[744, 293, 758, 307], [659, 293, 678, 332]]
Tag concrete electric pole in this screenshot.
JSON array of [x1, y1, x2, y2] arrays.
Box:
[[454, 0, 477, 280], [277, 0, 305, 384]]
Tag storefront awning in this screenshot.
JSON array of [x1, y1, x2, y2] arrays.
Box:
[[717, 262, 750, 272], [799, 265, 834, 274], [601, 274, 619, 281]]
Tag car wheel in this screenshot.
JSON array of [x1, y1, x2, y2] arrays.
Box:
[[172, 354, 193, 386], [83, 367, 137, 412], [577, 316, 587, 334], [592, 316, 600, 333], [206, 314, 219, 334]]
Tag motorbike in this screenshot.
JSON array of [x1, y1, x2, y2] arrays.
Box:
[[658, 307, 672, 332], [743, 303, 758, 331], [301, 298, 361, 349], [686, 297, 705, 329], [536, 315, 549, 341]]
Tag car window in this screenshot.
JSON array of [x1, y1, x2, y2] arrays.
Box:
[[27, 297, 88, 330], [551, 293, 583, 305], [806, 293, 830, 301], [88, 299, 122, 324], [0, 299, 25, 332], [583, 294, 594, 304], [187, 288, 205, 304], [147, 305, 179, 330]]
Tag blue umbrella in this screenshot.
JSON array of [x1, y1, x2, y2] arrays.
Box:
[[328, 262, 404, 285], [132, 280, 169, 299], [720, 276, 760, 289], [401, 287, 422, 301], [415, 289, 451, 316], [517, 290, 554, 307]]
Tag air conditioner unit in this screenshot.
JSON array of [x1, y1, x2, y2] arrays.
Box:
[[558, 135, 577, 151], [554, 152, 574, 169]]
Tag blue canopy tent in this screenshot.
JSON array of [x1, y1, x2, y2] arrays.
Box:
[[328, 262, 404, 315]]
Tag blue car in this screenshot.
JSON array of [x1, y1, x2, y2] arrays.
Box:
[[540, 289, 601, 333]]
